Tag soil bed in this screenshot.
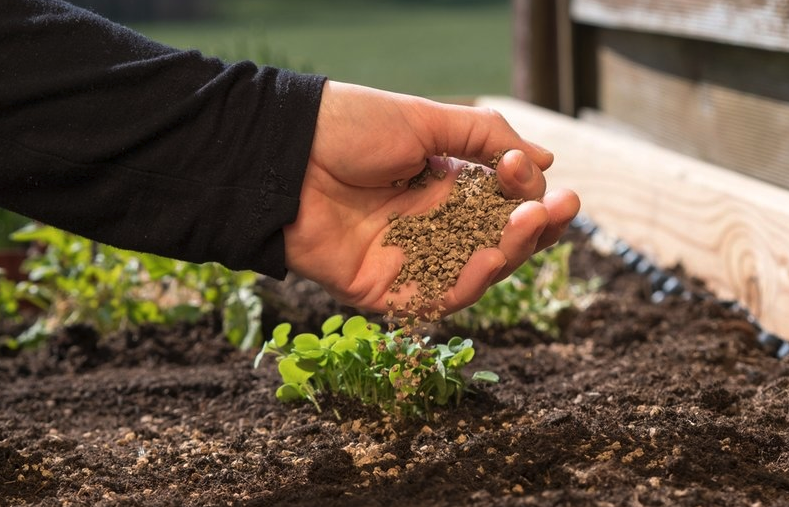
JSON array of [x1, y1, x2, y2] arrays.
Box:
[[2, 229, 788, 506]]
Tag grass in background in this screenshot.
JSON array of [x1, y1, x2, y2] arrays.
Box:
[[132, 0, 512, 98]]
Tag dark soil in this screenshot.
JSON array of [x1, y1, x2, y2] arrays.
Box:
[[2, 229, 789, 506]]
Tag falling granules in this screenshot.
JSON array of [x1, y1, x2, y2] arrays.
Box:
[[382, 163, 522, 323], [379, 160, 522, 408]]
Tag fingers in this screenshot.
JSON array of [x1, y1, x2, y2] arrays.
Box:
[[494, 149, 547, 201], [432, 189, 579, 312], [486, 188, 579, 285], [426, 102, 554, 171], [356, 190, 579, 316], [441, 201, 549, 311], [534, 188, 581, 252], [490, 200, 550, 284], [522, 140, 554, 171], [493, 189, 580, 282], [441, 248, 508, 313], [425, 148, 547, 205]]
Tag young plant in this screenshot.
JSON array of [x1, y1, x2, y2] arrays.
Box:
[[452, 243, 599, 337], [7, 223, 263, 349], [255, 314, 499, 419], [0, 275, 19, 319]]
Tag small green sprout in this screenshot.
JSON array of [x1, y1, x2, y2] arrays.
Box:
[[255, 315, 499, 419]]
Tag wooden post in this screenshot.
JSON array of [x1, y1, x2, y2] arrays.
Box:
[[511, 0, 559, 109], [555, 0, 575, 116]]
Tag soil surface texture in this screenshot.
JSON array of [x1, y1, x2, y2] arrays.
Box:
[[2, 229, 789, 506]]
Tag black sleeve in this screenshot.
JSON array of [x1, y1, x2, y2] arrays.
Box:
[[0, 0, 327, 279]]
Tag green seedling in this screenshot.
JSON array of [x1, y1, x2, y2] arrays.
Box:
[[452, 243, 599, 337], [5, 223, 263, 350], [0, 275, 19, 320], [255, 314, 499, 419]]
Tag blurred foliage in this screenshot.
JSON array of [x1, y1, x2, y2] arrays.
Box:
[[193, 37, 301, 73], [0, 209, 30, 249], [1, 223, 263, 351], [132, 0, 511, 97], [69, 0, 507, 23], [0, 277, 19, 319], [452, 243, 600, 338]]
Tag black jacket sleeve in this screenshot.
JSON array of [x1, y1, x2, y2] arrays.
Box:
[[0, 0, 327, 279]]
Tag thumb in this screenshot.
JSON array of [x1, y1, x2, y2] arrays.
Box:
[[421, 101, 554, 170]]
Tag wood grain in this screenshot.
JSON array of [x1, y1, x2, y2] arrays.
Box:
[[476, 96, 789, 339], [511, 0, 560, 108], [570, 0, 789, 52], [593, 29, 789, 190]]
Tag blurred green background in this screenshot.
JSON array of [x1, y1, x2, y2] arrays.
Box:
[[100, 0, 512, 98]]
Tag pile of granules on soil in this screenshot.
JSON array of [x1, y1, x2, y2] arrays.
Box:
[[382, 163, 522, 321]]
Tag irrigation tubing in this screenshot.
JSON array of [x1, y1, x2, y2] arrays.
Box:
[[568, 215, 788, 359]]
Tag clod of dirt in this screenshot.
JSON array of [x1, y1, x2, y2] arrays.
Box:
[[382, 163, 521, 321]]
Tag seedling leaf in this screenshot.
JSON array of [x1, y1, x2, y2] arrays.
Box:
[[272, 323, 292, 348], [321, 314, 344, 336], [276, 383, 304, 402], [293, 333, 321, 351], [448, 347, 475, 368], [471, 371, 500, 383], [278, 357, 313, 385], [331, 336, 359, 354], [320, 332, 340, 348], [253, 348, 266, 369], [294, 348, 325, 360], [343, 315, 373, 338], [447, 336, 464, 350]]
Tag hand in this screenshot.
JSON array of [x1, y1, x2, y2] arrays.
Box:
[[283, 81, 580, 315]]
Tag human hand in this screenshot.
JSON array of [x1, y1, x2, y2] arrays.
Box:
[[283, 81, 580, 315]]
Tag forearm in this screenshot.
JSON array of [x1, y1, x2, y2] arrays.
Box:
[[0, 0, 326, 277]]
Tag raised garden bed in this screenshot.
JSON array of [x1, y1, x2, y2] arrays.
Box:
[[2, 221, 788, 506], [2, 98, 788, 506]]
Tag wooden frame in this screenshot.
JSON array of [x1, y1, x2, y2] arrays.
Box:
[[571, 0, 789, 53], [476, 96, 789, 339], [511, 0, 789, 190]]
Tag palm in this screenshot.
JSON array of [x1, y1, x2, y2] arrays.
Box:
[[285, 157, 459, 311]]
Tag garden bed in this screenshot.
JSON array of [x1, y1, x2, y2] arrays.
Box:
[[2, 227, 788, 506]]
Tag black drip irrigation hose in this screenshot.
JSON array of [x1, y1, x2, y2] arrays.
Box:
[[569, 215, 789, 359]]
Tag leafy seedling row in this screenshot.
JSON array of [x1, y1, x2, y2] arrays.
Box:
[[255, 314, 498, 419]]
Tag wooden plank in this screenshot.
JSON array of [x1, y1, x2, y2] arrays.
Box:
[[511, 0, 559, 108], [555, 0, 575, 116], [570, 0, 789, 52], [510, 0, 576, 114], [593, 29, 789, 189], [476, 96, 789, 339]]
